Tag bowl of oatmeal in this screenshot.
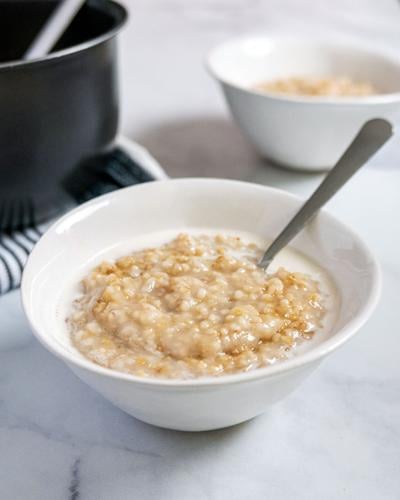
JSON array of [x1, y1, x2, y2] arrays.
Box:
[[22, 179, 380, 430], [207, 36, 400, 170]]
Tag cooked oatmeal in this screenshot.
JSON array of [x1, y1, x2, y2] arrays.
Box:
[[68, 234, 325, 379], [254, 76, 376, 97]]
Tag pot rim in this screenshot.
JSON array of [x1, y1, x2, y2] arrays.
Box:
[[0, 0, 127, 70]]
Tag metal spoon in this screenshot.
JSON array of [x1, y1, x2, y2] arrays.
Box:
[[24, 0, 86, 60], [259, 118, 393, 270]]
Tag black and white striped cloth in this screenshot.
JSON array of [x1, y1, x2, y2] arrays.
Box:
[[0, 225, 46, 295]]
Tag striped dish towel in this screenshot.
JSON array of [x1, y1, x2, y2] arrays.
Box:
[[0, 147, 156, 295], [0, 226, 45, 295]]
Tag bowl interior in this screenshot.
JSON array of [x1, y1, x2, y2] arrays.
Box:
[[208, 36, 400, 95], [22, 179, 379, 382]]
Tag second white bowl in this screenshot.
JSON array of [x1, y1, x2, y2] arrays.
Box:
[[207, 36, 400, 171]]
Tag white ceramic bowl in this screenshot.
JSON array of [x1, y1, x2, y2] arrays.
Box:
[[22, 179, 380, 431], [207, 36, 400, 171]]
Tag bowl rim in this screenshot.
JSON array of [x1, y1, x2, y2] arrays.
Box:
[[206, 34, 400, 106], [0, 0, 127, 70], [21, 178, 382, 388]]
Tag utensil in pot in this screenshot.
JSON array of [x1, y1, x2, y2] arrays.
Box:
[[24, 0, 86, 60]]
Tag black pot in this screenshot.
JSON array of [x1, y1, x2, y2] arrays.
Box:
[[0, 0, 127, 220]]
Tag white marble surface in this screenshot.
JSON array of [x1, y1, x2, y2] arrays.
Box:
[[1, 1, 400, 498]]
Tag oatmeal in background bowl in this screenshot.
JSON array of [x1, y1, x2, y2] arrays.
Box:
[[207, 36, 400, 169], [254, 76, 377, 97], [67, 232, 334, 379]]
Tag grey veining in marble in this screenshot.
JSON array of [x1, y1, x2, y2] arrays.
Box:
[[1, 0, 400, 498]]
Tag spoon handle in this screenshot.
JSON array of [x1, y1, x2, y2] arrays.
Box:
[[259, 118, 393, 269], [24, 0, 86, 60]]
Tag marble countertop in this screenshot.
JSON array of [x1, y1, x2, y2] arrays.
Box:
[[1, 1, 400, 498]]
